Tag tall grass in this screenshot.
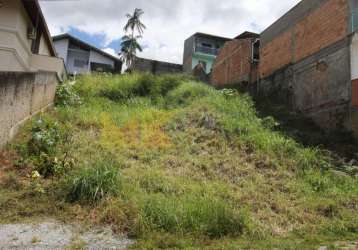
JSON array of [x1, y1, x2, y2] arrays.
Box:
[[63, 160, 122, 203], [139, 194, 246, 237]]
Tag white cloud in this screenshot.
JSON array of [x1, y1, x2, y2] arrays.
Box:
[[102, 48, 120, 58], [40, 0, 301, 64]]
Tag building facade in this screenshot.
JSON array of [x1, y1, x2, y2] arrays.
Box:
[[259, 0, 357, 132], [0, 0, 66, 148], [0, 0, 65, 78], [211, 0, 358, 135], [131, 57, 183, 75], [53, 34, 122, 75], [183, 33, 231, 74]]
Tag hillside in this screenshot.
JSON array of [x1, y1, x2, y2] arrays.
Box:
[[0, 74, 357, 249]]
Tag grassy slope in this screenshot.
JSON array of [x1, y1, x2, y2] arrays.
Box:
[[0, 73, 357, 249]]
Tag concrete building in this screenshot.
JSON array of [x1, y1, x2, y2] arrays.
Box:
[[131, 57, 183, 75], [53, 34, 122, 75], [0, 0, 66, 147], [211, 31, 260, 88], [183, 33, 231, 75], [211, 0, 358, 135], [0, 0, 65, 77]]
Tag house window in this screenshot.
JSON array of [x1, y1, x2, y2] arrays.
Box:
[[202, 43, 212, 48], [353, 10, 358, 32], [74, 59, 88, 68], [252, 39, 260, 62]]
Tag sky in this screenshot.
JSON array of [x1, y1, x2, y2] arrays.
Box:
[[40, 0, 301, 64]]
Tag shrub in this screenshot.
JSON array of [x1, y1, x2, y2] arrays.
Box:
[[27, 117, 73, 177], [28, 117, 61, 156], [55, 83, 81, 107], [165, 81, 214, 108], [63, 160, 122, 203]]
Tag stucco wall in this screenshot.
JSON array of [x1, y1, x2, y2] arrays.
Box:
[[0, 72, 59, 148], [0, 0, 32, 71], [0, 0, 64, 77]]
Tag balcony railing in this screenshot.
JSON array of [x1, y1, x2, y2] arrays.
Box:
[[195, 46, 219, 56], [352, 10, 358, 33]]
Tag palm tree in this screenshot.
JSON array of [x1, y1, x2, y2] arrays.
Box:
[[120, 8, 146, 71], [120, 35, 143, 69], [124, 8, 146, 36]]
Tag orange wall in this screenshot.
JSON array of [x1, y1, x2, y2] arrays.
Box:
[[212, 38, 254, 86], [260, 0, 348, 78]]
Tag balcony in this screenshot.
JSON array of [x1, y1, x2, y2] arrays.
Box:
[[353, 10, 358, 33], [195, 46, 219, 56]]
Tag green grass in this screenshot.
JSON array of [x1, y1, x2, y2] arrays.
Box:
[[1, 73, 357, 249]]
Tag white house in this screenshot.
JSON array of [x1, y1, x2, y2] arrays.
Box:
[[53, 34, 122, 75]]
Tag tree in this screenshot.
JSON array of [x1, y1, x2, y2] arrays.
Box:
[[124, 8, 146, 36], [120, 35, 143, 69], [120, 8, 146, 69]]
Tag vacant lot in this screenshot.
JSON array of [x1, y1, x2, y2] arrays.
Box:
[[0, 74, 357, 249]]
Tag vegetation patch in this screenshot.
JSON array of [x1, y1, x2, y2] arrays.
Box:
[[1, 73, 357, 249]]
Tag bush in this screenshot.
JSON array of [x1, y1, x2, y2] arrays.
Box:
[[99, 73, 184, 102], [63, 160, 122, 203], [139, 194, 246, 237], [27, 117, 73, 177], [165, 81, 214, 108], [55, 83, 81, 107], [28, 117, 61, 156]]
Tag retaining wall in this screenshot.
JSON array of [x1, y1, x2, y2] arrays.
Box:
[[0, 71, 59, 148]]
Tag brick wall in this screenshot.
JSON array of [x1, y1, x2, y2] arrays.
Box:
[[260, 0, 348, 78], [211, 38, 254, 87]]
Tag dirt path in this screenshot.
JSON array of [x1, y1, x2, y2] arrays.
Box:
[[0, 220, 133, 250]]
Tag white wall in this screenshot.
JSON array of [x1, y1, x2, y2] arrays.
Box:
[[351, 33, 358, 80], [88, 50, 115, 70], [54, 39, 69, 64]]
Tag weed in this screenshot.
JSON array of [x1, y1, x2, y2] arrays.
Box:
[[55, 83, 81, 107], [62, 160, 122, 204]]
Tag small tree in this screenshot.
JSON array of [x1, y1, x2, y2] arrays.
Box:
[[120, 8, 146, 70]]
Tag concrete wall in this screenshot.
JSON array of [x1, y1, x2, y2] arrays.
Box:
[[132, 57, 183, 75], [0, 72, 59, 148]]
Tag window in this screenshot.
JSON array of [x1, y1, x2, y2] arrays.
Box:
[[74, 59, 88, 68], [252, 39, 260, 62], [202, 43, 212, 48], [353, 9, 358, 32]]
